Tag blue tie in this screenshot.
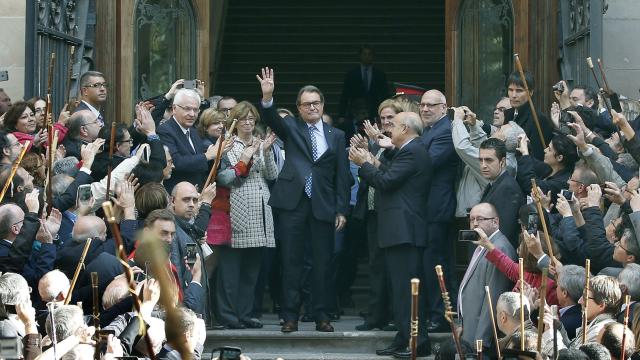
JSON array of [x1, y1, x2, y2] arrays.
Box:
[[305, 125, 318, 198]]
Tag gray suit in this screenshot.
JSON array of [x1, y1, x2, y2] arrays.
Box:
[[458, 231, 516, 351]]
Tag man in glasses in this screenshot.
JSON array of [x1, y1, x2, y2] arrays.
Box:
[[0, 131, 22, 169], [75, 71, 108, 126], [157, 88, 220, 193], [62, 110, 103, 160]]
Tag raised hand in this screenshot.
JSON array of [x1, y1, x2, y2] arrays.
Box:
[[256, 67, 275, 101], [263, 132, 277, 152], [586, 184, 602, 208], [471, 227, 495, 251], [350, 133, 368, 150], [134, 103, 156, 136], [362, 120, 381, 140], [550, 102, 561, 129], [165, 79, 185, 100]]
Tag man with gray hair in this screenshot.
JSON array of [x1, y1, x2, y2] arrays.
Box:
[[158, 88, 219, 192], [38, 269, 71, 304], [496, 292, 533, 350], [45, 305, 87, 342], [616, 263, 640, 323], [556, 264, 586, 339], [350, 111, 432, 358], [62, 110, 104, 160], [0, 273, 32, 337]]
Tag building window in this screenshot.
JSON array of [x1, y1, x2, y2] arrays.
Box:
[[458, 0, 513, 121], [134, 0, 196, 101]]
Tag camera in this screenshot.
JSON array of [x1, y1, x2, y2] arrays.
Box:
[[552, 81, 565, 93], [526, 213, 539, 235], [558, 111, 575, 136], [186, 243, 198, 267], [183, 80, 197, 89], [561, 189, 574, 201], [214, 346, 242, 360], [458, 230, 479, 242]]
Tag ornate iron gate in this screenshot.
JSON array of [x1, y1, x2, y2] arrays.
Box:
[[25, 0, 94, 115], [558, 0, 603, 88]]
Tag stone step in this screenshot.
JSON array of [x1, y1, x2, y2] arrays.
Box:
[[204, 315, 452, 358], [204, 352, 435, 360]]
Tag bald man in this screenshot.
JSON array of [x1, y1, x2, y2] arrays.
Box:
[[171, 181, 215, 319], [0, 204, 27, 257], [55, 215, 114, 279], [352, 112, 432, 357], [62, 110, 104, 160], [418, 89, 460, 332]]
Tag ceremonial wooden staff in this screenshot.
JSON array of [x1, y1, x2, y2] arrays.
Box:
[[0, 141, 31, 203], [519, 258, 525, 351], [47, 302, 58, 359], [105, 122, 116, 203], [435, 265, 464, 358], [476, 340, 483, 360], [410, 278, 420, 360], [64, 238, 92, 305], [597, 59, 614, 95], [514, 54, 546, 149], [91, 272, 100, 331], [102, 201, 156, 359], [145, 226, 192, 359], [484, 286, 502, 359], [204, 119, 237, 189], [46, 53, 56, 213], [66, 46, 75, 103], [92, 272, 101, 360], [621, 295, 631, 360], [536, 269, 548, 353], [586, 57, 625, 142], [530, 179, 555, 262], [552, 305, 559, 360], [582, 259, 591, 345]]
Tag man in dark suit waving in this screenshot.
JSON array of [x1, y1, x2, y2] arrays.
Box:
[[350, 111, 432, 358], [256, 68, 351, 333], [157, 89, 219, 193]]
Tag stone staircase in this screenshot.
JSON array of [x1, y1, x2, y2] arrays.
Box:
[[204, 315, 452, 360], [213, 0, 445, 114]]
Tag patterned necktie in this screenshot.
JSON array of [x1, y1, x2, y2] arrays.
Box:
[[185, 129, 195, 152], [304, 125, 318, 198]]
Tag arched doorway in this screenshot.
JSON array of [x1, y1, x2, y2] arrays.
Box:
[[134, 0, 197, 101], [457, 0, 513, 121]]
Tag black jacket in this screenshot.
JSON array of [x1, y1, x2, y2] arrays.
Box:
[[505, 105, 554, 161], [358, 138, 432, 249], [481, 171, 525, 247]]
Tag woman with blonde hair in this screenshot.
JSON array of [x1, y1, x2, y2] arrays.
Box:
[[214, 101, 279, 329], [197, 108, 227, 147]]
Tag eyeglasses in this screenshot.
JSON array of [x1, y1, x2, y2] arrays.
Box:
[[12, 219, 24, 227], [469, 216, 496, 223], [84, 82, 108, 89], [239, 117, 256, 124], [614, 240, 630, 253], [299, 101, 322, 110], [82, 120, 101, 127], [118, 139, 133, 144], [419, 102, 444, 109], [569, 178, 584, 185], [175, 104, 200, 114]]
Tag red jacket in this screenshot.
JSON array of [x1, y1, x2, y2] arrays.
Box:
[[485, 247, 559, 305]]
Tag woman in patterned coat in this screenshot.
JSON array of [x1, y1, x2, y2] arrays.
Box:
[[215, 101, 279, 329]]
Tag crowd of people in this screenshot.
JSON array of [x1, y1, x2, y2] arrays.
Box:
[[1, 55, 640, 360]]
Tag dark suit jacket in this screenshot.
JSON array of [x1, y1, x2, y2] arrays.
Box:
[[481, 171, 525, 247], [561, 304, 582, 340], [358, 138, 432, 248], [157, 346, 182, 360], [158, 117, 210, 192], [55, 238, 116, 279], [61, 137, 83, 160], [504, 105, 554, 161], [338, 65, 390, 121], [259, 102, 351, 222], [419, 115, 459, 223]]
